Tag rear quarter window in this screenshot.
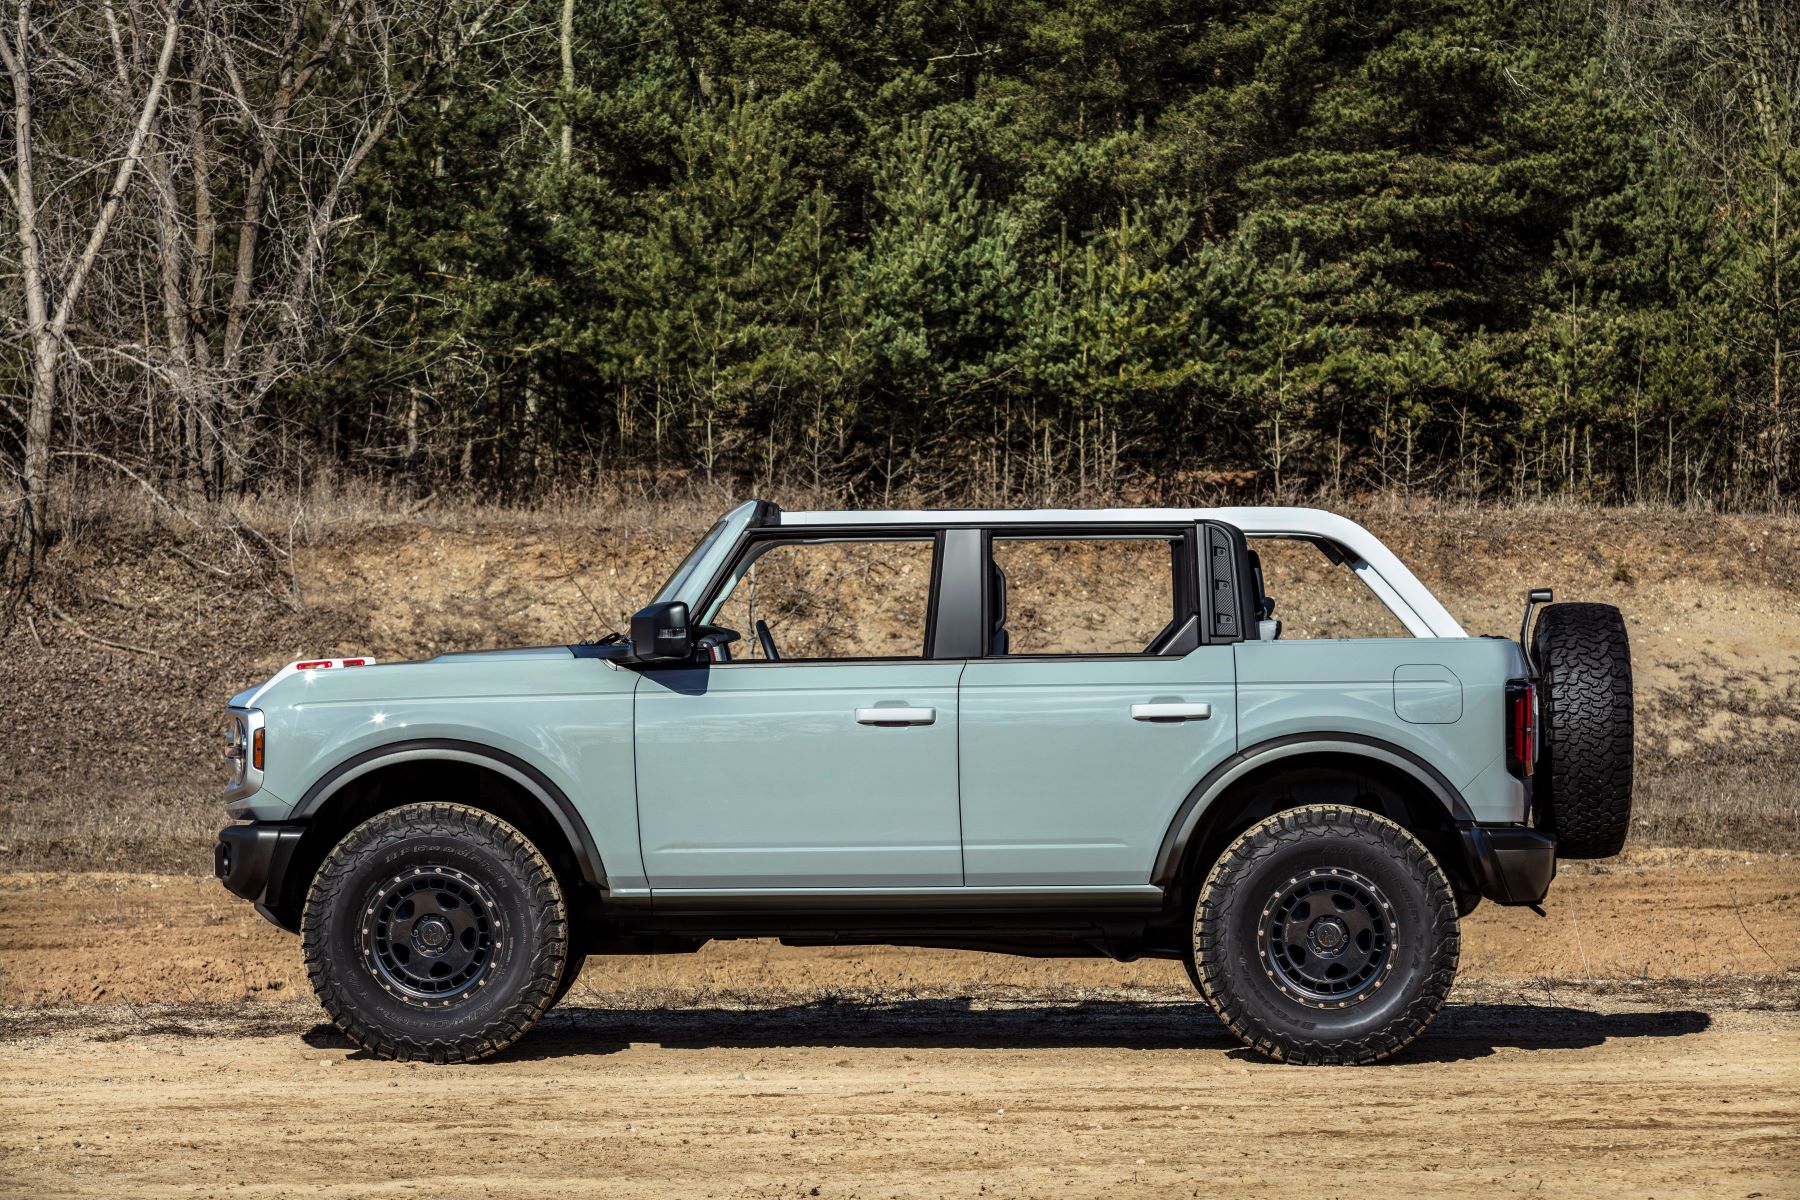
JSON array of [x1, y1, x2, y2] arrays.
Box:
[[1251, 536, 1410, 639]]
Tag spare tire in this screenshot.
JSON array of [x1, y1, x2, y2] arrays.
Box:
[[1530, 603, 1634, 858]]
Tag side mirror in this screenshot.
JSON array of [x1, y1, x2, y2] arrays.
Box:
[[629, 601, 693, 662]]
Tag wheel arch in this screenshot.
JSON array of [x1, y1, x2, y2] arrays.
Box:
[[266, 740, 607, 930], [1151, 734, 1476, 904]]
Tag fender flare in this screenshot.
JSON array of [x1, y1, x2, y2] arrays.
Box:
[[1149, 733, 1474, 890], [292, 738, 607, 889]]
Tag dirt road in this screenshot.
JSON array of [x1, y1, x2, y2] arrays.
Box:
[[3, 850, 1797, 1198], [3, 989, 1796, 1199]]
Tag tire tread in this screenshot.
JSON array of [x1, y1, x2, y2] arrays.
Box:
[[1532, 603, 1634, 859]]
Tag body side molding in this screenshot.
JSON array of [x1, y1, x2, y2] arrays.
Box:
[[1149, 732, 1476, 889], [292, 739, 607, 889]]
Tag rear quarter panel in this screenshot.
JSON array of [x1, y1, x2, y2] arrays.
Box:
[[1234, 637, 1528, 823]]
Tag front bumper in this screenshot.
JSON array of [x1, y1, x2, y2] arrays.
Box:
[[214, 823, 305, 912], [1460, 824, 1556, 905]]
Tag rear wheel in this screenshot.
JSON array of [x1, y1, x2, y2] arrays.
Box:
[[1194, 805, 1459, 1065], [302, 802, 568, 1063]]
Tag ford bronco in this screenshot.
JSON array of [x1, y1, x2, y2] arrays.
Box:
[[214, 502, 1633, 1064]]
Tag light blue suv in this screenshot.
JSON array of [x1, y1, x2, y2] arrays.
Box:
[[215, 502, 1634, 1064]]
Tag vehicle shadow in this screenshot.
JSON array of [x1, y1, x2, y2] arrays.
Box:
[[303, 998, 1712, 1065]]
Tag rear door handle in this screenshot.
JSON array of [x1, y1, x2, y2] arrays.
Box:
[[1131, 702, 1212, 722], [855, 706, 936, 726]]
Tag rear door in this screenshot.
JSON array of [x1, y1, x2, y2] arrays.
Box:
[[956, 526, 1239, 887]]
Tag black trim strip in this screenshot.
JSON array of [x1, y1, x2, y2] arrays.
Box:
[[646, 886, 1164, 914], [292, 739, 607, 888], [1149, 732, 1477, 888]]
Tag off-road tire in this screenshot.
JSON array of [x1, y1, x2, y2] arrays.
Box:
[[302, 803, 568, 1063], [1531, 602, 1634, 859], [1182, 949, 1205, 996], [548, 951, 587, 1010], [1194, 805, 1459, 1065]]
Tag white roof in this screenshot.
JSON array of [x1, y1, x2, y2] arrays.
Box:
[[780, 505, 1465, 638]]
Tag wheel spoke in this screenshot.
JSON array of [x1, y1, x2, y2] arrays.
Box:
[[385, 911, 417, 945], [441, 898, 480, 942], [1337, 901, 1375, 941], [407, 888, 446, 918]]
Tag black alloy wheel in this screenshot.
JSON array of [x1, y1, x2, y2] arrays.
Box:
[[1257, 866, 1396, 1009]]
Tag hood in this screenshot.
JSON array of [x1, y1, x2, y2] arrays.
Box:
[[229, 645, 591, 710]]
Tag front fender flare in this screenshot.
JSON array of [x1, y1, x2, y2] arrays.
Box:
[[1149, 733, 1475, 890], [292, 738, 607, 889]]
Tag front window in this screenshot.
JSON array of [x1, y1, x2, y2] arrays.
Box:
[[705, 537, 936, 660]]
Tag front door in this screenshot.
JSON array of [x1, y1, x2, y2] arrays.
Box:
[[957, 530, 1239, 887], [634, 534, 963, 889]]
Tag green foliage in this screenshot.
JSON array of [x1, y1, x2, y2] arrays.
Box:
[[301, 0, 1800, 504]]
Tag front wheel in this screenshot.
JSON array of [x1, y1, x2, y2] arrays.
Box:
[[1194, 805, 1459, 1065], [301, 802, 569, 1062]]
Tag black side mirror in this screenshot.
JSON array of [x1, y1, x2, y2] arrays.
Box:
[[629, 601, 693, 662]]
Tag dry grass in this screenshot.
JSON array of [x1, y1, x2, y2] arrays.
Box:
[[2, 481, 1796, 871]]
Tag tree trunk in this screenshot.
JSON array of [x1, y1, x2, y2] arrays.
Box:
[[559, 0, 574, 164], [3, 0, 184, 572], [4, 0, 53, 570]]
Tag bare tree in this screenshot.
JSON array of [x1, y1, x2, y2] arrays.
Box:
[[160, 0, 512, 492], [2, 0, 186, 577], [1, 0, 514, 590]]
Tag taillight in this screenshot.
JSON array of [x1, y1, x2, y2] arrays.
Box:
[[1505, 679, 1536, 777]]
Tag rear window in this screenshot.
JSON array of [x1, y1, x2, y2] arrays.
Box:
[[1250, 537, 1409, 639], [990, 536, 1180, 655]]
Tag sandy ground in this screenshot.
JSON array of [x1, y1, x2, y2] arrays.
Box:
[[2, 850, 1798, 1198], [2, 992, 1796, 1200]]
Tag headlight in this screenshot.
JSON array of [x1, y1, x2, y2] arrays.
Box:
[[224, 709, 265, 800]]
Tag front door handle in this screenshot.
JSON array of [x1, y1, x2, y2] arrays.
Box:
[[855, 706, 936, 726], [1131, 702, 1213, 722]]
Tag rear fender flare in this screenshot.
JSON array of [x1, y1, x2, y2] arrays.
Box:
[[1149, 733, 1474, 890], [292, 739, 607, 889]]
